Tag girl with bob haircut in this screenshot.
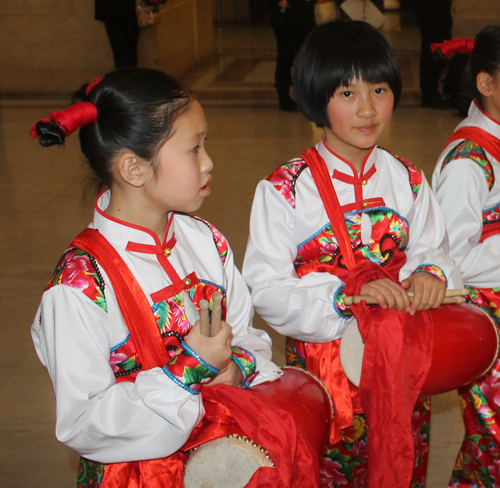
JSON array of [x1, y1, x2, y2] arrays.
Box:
[[243, 20, 462, 488], [432, 25, 500, 488], [30, 67, 285, 487]]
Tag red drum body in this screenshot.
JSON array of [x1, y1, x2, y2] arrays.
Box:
[[340, 303, 499, 396], [183, 367, 332, 488], [250, 366, 333, 455]]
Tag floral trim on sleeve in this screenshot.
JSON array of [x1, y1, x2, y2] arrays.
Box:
[[190, 215, 229, 264], [46, 249, 107, 313], [441, 140, 494, 190], [333, 285, 353, 318], [231, 346, 257, 389], [413, 264, 448, 287], [163, 342, 219, 395], [265, 159, 307, 208], [389, 151, 424, 201]]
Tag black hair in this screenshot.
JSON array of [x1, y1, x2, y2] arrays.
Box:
[[468, 26, 500, 108], [33, 67, 192, 189], [293, 20, 401, 128]]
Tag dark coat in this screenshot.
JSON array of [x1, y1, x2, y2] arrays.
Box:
[[268, 0, 316, 30], [95, 0, 137, 21]]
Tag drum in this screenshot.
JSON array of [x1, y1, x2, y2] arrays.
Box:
[[183, 367, 333, 488], [340, 303, 499, 395]]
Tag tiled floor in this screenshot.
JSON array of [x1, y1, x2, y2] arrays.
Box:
[[1, 12, 467, 487]]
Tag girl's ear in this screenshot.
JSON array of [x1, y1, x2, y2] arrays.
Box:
[[477, 72, 495, 98], [116, 152, 150, 188]]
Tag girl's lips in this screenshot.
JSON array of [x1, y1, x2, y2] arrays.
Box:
[[200, 184, 211, 196], [357, 124, 377, 132]]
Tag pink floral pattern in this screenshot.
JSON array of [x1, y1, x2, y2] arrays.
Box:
[[191, 215, 229, 264], [266, 159, 305, 208], [386, 150, 424, 201], [46, 249, 106, 312]]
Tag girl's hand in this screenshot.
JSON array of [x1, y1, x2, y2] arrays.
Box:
[[205, 361, 244, 387], [401, 273, 446, 316], [359, 278, 411, 312], [185, 320, 233, 372]]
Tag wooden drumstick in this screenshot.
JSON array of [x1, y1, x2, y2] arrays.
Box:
[[344, 290, 468, 306], [199, 299, 211, 337], [211, 291, 223, 335]]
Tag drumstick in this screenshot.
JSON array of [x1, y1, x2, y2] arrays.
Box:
[[211, 291, 223, 335], [344, 295, 467, 306], [199, 299, 211, 337]]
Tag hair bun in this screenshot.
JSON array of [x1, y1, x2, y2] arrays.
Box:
[[31, 120, 66, 147]]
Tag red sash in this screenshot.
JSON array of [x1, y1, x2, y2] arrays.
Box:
[[300, 147, 433, 488], [447, 126, 500, 242], [71, 228, 319, 488], [447, 125, 500, 164]]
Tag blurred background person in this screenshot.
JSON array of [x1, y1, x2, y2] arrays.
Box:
[[269, 0, 316, 111], [95, 0, 140, 69]]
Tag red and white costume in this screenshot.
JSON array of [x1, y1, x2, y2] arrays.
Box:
[[432, 101, 500, 488], [31, 191, 281, 467], [243, 137, 462, 487]]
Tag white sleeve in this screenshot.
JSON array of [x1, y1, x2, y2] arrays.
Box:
[[242, 180, 351, 343], [398, 176, 463, 289], [222, 242, 283, 386], [31, 285, 204, 464], [433, 158, 500, 286]]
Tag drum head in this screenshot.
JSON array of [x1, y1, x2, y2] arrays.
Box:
[[339, 320, 363, 387], [184, 436, 272, 488]]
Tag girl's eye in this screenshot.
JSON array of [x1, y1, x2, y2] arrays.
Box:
[[374, 87, 386, 94], [341, 91, 353, 98], [191, 145, 200, 153]]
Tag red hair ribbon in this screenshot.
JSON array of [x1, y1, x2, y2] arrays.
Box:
[[30, 101, 98, 138], [85, 77, 102, 95], [431, 38, 475, 58]]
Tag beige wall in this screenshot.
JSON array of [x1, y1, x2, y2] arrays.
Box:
[[156, 0, 214, 77], [453, 0, 500, 38], [0, 0, 213, 94]]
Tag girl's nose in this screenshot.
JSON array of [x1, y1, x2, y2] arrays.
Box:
[[202, 150, 214, 173], [357, 96, 376, 118]]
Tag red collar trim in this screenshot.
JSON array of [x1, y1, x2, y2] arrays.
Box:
[[95, 190, 172, 247], [322, 136, 376, 176]]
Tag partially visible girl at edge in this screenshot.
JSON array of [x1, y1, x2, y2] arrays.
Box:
[[432, 26, 500, 488], [243, 20, 463, 488], [30, 68, 282, 487]]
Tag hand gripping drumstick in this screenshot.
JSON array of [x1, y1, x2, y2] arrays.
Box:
[[344, 288, 470, 306]]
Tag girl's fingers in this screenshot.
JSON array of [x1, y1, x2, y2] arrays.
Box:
[[378, 280, 410, 312]]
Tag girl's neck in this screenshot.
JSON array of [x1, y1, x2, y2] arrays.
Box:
[[323, 133, 371, 173], [478, 99, 500, 127], [105, 187, 169, 240]]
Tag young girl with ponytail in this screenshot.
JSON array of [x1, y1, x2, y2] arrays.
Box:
[[432, 26, 500, 487], [30, 68, 285, 487]]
